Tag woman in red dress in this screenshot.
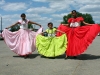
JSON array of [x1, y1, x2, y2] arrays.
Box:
[[56, 10, 100, 59]]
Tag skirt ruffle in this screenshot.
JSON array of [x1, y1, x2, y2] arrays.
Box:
[[36, 34, 67, 57], [2, 28, 42, 56], [57, 24, 100, 56]]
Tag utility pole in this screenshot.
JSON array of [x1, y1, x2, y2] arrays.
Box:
[[1, 17, 2, 33]]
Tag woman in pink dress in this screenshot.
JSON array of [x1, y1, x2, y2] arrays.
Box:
[[2, 13, 42, 59], [56, 10, 100, 59]]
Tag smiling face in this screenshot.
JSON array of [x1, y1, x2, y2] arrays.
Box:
[[48, 24, 53, 29], [21, 13, 26, 20], [21, 16, 26, 20], [71, 10, 77, 18], [48, 23, 53, 29]]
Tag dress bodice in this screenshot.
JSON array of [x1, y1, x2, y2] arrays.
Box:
[[18, 19, 29, 29], [70, 22, 80, 27], [46, 28, 56, 37], [68, 17, 84, 27]]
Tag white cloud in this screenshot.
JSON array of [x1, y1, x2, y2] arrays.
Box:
[[26, 13, 52, 22], [33, 0, 100, 13], [49, 2, 69, 11], [1, 13, 53, 30], [0, 0, 5, 5], [32, 0, 47, 2], [1, 3, 27, 11], [3, 14, 19, 18], [26, 7, 54, 14], [31, 0, 73, 13], [1, 14, 20, 29], [33, 0, 64, 2], [1, 0, 100, 30], [75, 0, 100, 4], [27, 1, 73, 14], [26, 14, 53, 30], [52, 13, 68, 18], [79, 5, 100, 12], [0, 14, 2, 16]]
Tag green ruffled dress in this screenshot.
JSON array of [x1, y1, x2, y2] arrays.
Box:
[[36, 34, 67, 57]]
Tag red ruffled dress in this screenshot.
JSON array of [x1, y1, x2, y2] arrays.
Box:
[[56, 17, 100, 56]]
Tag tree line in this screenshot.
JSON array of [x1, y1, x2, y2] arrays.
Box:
[[61, 12, 95, 26]]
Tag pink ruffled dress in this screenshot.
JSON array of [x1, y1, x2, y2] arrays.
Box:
[[2, 19, 42, 56]]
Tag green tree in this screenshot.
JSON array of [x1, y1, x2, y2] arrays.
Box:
[[10, 25, 20, 32], [54, 27, 57, 29], [10, 24, 34, 32], [61, 12, 95, 25], [28, 23, 34, 29]]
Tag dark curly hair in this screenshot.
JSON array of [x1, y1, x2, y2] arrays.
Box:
[[71, 10, 77, 13], [21, 13, 26, 17], [48, 22, 53, 26]]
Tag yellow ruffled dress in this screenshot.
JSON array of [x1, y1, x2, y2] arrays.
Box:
[[36, 34, 67, 57]]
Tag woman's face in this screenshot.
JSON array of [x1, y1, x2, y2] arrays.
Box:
[[48, 24, 53, 29], [72, 11, 77, 17], [21, 16, 26, 20]]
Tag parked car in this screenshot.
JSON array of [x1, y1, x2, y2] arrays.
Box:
[[98, 33, 100, 36], [0, 30, 3, 40]]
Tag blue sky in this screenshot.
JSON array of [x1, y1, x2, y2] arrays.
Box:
[[0, 0, 100, 30]]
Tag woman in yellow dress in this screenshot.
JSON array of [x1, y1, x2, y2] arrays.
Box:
[[36, 22, 68, 57]]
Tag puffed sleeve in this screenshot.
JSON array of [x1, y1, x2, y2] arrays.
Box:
[[18, 20, 21, 23], [27, 19, 30, 23], [54, 28, 57, 31], [68, 18, 72, 23], [79, 17, 84, 21], [77, 17, 84, 22], [46, 29, 48, 33]]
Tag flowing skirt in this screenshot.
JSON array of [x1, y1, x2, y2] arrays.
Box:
[[36, 34, 67, 57], [2, 28, 42, 56], [56, 24, 100, 56]]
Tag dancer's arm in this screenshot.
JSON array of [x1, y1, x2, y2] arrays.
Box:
[[29, 21, 41, 27], [38, 31, 47, 36], [56, 30, 66, 34], [62, 24, 69, 26], [6, 22, 19, 29], [83, 21, 93, 25]]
